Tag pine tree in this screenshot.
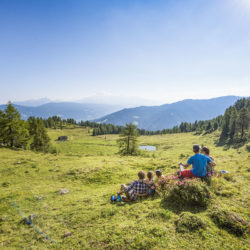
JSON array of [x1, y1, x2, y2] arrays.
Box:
[[28, 117, 51, 152], [117, 124, 139, 155], [213, 122, 218, 131], [59, 121, 63, 130], [206, 121, 212, 132], [219, 107, 231, 143], [0, 102, 29, 148], [228, 107, 237, 142], [0, 110, 5, 144], [92, 128, 97, 136], [236, 107, 249, 141]]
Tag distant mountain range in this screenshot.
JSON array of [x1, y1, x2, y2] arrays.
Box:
[[11, 94, 161, 108], [95, 96, 243, 130], [0, 102, 122, 121], [14, 98, 52, 107], [0, 96, 245, 129]]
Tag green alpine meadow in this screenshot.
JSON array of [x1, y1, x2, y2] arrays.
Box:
[[0, 126, 249, 249]]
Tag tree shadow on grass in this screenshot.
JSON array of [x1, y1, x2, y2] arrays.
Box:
[[0, 145, 23, 151], [160, 199, 208, 215], [215, 138, 247, 150]]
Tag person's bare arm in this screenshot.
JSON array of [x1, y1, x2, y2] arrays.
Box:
[[117, 184, 128, 194], [210, 160, 216, 166], [179, 162, 190, 168]]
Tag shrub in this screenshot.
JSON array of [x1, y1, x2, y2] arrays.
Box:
[[179, 153, 185, 159], [2, 182, 10, 187], [222, 173, 235, 182], [49, 146, 58, 154], [209, 207, 248, 236], [160, 176, 211, 207], [245, 144, 250, 152], [147, 210, 172, 221], [210, 178, 236, 197], [175, 212, 206, 232]]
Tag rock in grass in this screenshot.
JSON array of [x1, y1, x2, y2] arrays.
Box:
[[59, 188, 69, 195], [63, 232, 72, 238], [36, 195, 43, 200]]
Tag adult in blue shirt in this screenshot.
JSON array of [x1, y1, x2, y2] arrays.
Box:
[[179, 144, 216, 178]]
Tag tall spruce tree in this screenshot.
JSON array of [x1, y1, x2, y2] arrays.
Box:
[[28, 117, 51, 152], [0, 102, 29, 148], [236, 107, 249, 140], [117, 123, 139, 155], [213, 122, 218, 131], [228, 107, 237, 142], [219, 107, 232, 143], [0, 110, 6, 145]]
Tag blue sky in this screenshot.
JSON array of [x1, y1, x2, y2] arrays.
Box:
[[0, 0, 250, 105]]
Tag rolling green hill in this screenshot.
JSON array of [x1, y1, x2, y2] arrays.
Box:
[[0, 128, 249, 249]]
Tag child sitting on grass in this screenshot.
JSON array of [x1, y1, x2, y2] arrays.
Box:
[[145, 171, 156, 195], [118, 171, 148, 201], [155, 170, 165, 182], [201, 146, 216, 177], [155, 170, 166, 188]]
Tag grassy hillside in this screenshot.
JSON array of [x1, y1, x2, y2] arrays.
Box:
[[0, 128, 249, 249]]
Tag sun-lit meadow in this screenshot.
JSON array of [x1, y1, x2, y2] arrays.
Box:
[[0, 127, 249, 249]]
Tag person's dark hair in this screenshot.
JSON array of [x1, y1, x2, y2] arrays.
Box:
[[155, 170, 162, 177], [193, 144, 200, 153], [147, 171, 154, 180], [201, 146, 210, 155], [138, 171, 145, 180]]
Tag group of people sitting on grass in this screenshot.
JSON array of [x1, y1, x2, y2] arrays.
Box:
[[117, 144, 216, 202]]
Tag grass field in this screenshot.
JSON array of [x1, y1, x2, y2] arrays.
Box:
[[0, 128, 249, 249]]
